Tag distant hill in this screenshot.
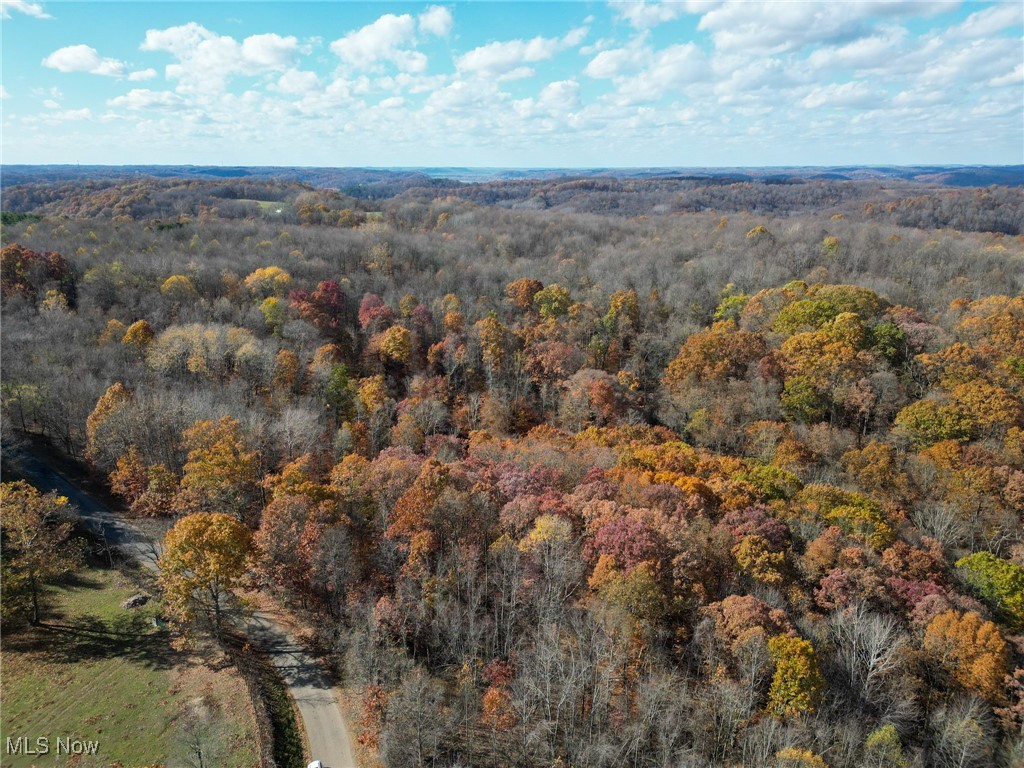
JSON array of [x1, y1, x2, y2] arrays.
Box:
[[2, 164, 1021, 234], [2, 164, 1020, 189]]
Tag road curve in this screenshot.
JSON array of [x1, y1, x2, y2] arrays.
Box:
[[13, 451, 358, 768]]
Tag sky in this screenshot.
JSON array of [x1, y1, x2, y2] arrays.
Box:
[[1, 0, 1022, 167]]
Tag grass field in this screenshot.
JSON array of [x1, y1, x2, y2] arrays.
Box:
[[237, 198, 285, 214], [1, 563, 259, 768]]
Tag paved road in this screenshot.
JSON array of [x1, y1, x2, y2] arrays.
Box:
[[14, 452, 358, 768]]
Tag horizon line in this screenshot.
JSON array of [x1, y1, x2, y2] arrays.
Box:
[[4, 162, 1022, 170]]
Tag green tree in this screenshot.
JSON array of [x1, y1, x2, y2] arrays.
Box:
[[325, 364, 356, 424], [893, 399, 971, 448], [533, 284, 571, 319], [864, 724, 909, 768], [956, 552, 1024, 631]]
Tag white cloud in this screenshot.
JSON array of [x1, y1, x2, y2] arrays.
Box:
[[950, 3, 1023, 39], [382, 72, 451, 95], [42, 98, 59, 108], [0, 85, 10, 99], [714, 55, 801, 102], [141, 22, 213, 58], [457, 28, 588, 78], [140, 21, 214, 57], [140, 23, 300, 94], [1, 0, 51, 19], [564, 26, 589, 47], [584, 38, 650, 79], [695, 0, 958, 55], [271, 68, 320, 94], [42, 44, 126, 77], [989, 64, 1023, 89], [538, 79, 582, 111], [799, 81, 879, 109], [890, 89, 946, 107], [128, 68, 157, 82], [48, 108, 92, 121], [330, 14, 426, 72], [914, 37, 1020, 89], [423, 78, 507, 114], [610, 1, 713, 31], [418, 5, 453, 37], [241, 33, 300, 70], [107, 89, 184, 110], [611, 43, 709, 103], [807, 27, 908, 71]]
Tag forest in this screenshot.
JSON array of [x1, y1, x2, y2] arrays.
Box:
[[1, 168, 1023, 768]]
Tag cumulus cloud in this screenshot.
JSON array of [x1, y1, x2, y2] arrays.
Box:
[[989, 64, 1023, 89], [418, 5, 453, 37], [695, 0, 957, 54], [950, 3, 1023, 39], [47, 107, 91, 121], [537, 79, 582, 111], [423, 78, 507, 115], [128, 68, 157, 81], [713, 56, 801, 103], [141, 22, 213, 58], [584, 38, 650, 79], [806, 27, 908, 71], [42, 44, 126, 76], [457, 27, 588, 79], [330, 14, 423, 72], [610, 43, 709, 103], [610, 1, 729, 31], [1, 0, 51, 19], [799, 81, 879, 109], [330, 9, 450, 73], [141, 23, 300, 93], [0, 85, 10, 99], [107, 89, 184, 110], [270, 68, 320, 95]]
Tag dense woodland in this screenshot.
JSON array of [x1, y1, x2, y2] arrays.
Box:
[[2, 170, 1024, 768]]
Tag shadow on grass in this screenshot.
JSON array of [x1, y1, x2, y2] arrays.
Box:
[[52, 569, 106, 590], [3, 613, 177, 671]]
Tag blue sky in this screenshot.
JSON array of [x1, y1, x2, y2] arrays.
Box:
[[2, 1, 1022, 167]]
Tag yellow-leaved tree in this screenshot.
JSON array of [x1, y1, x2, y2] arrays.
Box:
[[158, 512, 252, 638], [176, 417, 261, 523], [0, 481, 79, 625], [767, 635, 823, 718]]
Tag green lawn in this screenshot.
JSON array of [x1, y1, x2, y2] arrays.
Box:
[[1, 565, 259, 768]]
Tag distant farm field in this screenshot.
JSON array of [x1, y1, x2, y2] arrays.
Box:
[[237, 198, 285, 213], [0, 564, 259, 768]]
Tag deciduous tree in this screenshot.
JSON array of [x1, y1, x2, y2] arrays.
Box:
[[159, 512, 253, 638], [0, 481, 78, 625]]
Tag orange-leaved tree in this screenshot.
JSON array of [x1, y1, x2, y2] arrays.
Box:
[[922, 610, 1009, 702]]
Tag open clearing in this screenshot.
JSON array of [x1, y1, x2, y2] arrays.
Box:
[[237, 198, 285, 213], [1, 562, 259, 768]]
